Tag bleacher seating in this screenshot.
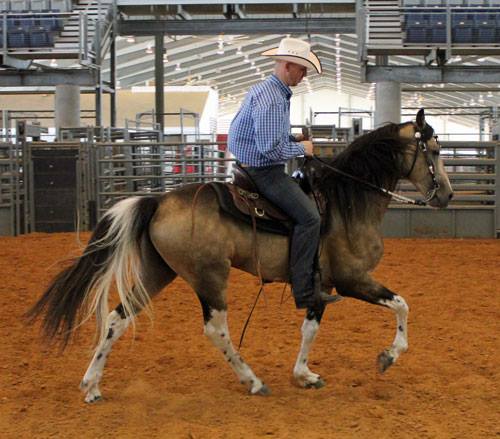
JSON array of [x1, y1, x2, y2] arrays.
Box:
[[0, 10, 63, 49], [403, 2, 500, 46]]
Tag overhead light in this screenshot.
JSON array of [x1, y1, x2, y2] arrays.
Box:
[[175, 63, 181, 71], [126, 36, 135, 43], [50, 59, 57, 67], [145, 45, 153, 54], [478, 57, 487, 62], [116, 80, 121, 90], [236, 46, 243, 56], [244, 55, 250, 63], [163, 54, 168, 63], [487, 91, 493, 98]]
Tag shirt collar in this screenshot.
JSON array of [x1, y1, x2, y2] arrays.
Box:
[[268, 74, 292, 100]]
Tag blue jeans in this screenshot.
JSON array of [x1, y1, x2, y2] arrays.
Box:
[[245, 164, 321, 307]]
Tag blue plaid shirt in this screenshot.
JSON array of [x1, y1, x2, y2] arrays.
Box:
[[228, 74, 305, 167]]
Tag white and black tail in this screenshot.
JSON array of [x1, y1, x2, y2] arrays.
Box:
[[27, 196, 160, 349]]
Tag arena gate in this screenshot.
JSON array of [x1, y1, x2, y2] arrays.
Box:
[[0, 138, 498, 238]]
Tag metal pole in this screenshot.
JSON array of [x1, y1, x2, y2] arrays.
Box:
[[496, 142, 500, 238], [155, 34, 165, 134], [95, 19, 102, 127], [110, 30, 116, 127]]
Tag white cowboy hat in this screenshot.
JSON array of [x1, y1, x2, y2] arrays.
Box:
[[261, 37, 322, 74]]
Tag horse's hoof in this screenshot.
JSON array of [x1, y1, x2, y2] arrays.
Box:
[[377, 350, 394, 373], [255, 384, 271, 396], [305, 377, 326, 389], [84, 393, 102, 404]]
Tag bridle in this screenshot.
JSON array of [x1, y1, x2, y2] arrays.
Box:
[[309, 122, 441, 206], [404, 123, 441, 204]]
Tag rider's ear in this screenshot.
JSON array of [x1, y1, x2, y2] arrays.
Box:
[[416, 108, 426, 130]]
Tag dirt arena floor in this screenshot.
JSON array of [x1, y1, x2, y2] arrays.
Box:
[[0, 233, 498, 438]]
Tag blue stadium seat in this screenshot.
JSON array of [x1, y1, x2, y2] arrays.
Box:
[[7, 18, 20, 29], [18, 17, 34, 31], [428, 11, 446, 26], [474, 15, 496, 43], [29, 27, 52, 47], [7, 29, 27, 48], [405, 12, 428, 26], [430, 26, 446, 43], [452, 26, 474, 43], [406, 27, 429, 43], [452, 12, 472, 26]]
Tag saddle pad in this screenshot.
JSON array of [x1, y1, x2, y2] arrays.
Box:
[[207, 182, 292, 236]]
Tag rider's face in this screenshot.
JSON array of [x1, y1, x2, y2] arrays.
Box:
[[286, 63, 307, 86]]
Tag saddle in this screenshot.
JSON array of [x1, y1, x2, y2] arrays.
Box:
[[207, 163, 325, 236]]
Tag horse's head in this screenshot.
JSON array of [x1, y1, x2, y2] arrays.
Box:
[[399, 109, 453, 208]]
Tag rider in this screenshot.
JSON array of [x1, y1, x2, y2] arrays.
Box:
[[228, 37, 341, 309]]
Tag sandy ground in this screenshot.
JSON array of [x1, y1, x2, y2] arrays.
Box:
[[0, 233, 499, 438]]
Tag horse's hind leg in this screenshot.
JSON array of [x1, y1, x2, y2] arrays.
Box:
[[336, 275, 409, 373], [185, 261, 269, 395], [80, 234, 177, 403], [80, 304, 131, 403]]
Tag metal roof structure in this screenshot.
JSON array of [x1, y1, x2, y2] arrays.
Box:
[[2, 0, 500, 128]]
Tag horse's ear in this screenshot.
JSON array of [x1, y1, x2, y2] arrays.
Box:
[[416, 108, 426, 129]]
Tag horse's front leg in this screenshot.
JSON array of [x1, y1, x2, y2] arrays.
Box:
[[293, 305, 326, 388], [337, 275, 409, 373], [377, 294, 409, 372]]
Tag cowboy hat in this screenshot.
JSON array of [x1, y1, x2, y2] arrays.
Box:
[[261, 37, 322, 74]]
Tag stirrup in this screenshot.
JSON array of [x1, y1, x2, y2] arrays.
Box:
[[317, 291, 343, 305]]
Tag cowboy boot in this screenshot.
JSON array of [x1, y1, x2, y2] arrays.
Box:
[[313, 270, 343, 305]]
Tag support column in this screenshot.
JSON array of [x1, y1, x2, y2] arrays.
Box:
[[374, 55, 401, 127], [374, 81, 401, 127], [155, 33, 165, 133], [55, 84, 80, 134]]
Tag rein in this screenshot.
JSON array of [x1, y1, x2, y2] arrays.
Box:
[[310, 126, 440, 206]]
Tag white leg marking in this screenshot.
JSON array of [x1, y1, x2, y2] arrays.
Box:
[[380, 295, 409, 364], [293, 318, 323, 388], [80, 310, 130, 403], [204, 309, 267, 395]]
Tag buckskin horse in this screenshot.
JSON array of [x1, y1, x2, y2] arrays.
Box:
[[28, 109, 453, 403]]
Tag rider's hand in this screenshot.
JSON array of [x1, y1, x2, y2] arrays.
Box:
[[294, 133, 305, 142], [301, 140, 314, 157]]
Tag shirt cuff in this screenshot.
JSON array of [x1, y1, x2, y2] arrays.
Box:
[[292, 141, 305, 156]]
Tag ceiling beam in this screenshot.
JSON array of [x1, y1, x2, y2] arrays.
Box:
[[117, 17, 355, 36], [0, 69, 96, 87], [365, 65, 500, 84]]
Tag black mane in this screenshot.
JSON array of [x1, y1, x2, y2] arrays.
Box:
[[311, 122, 413, 232]]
